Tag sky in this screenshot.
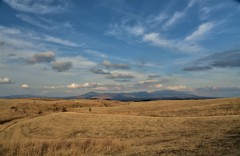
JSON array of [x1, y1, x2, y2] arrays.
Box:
[[0, 0, 240, 97]]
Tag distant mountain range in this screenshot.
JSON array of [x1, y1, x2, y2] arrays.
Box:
[[70, 90, 206, 101], [1, 90, 209, 101]]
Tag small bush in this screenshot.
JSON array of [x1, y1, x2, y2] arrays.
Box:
[[10, 106, 16, 110], [62, 107, 67, 112], [38, 110, 42, 115], [10, 106, 18, 112]]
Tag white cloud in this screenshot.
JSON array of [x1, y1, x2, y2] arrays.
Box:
[[143, 32, 201, 53], [84, 49, 107, 58], [105, 19, 145, 40], [21, 84, 30, 88], [102, 60, 111, 67], [162, 0, 196, 29], [194, 87, 240, 97], [134, 79, 190, 91], [94, 86, 108, 91], [0, 26, 36, 49], [16, 14, 49, 29], [198, 1, 235, 20], [185, 22, 214, 42], [41, 85, 65, 89], [67, 83, 81, 89], [200, 7, 211, 20], [138, 79, 158, 85], [42, 86, 57, 89], [0, 25, 81, 50], [143, 32, 172, 48], [67, 82, 99, 89], [163, 11, 185, 28], [0, 77, 12, 84], [43, 35, 82, 47], [66, 82, 127, 91], [165, 85, 188, 90], [46, 80, 191, 93], [134, 80, 161, 89], [107, 72, 135, 79], [126, 25, 145, 36], [3, 0, 66, 14], [147, 13, 168, 27], [16, 14, 73, 30], [187, 0, 196, 8], [0, 26, 21, 35], [104, 1, 199, 52], [27, 33, 82, 47], [155, 84, 163, 88], [0, 35, 35, 49]]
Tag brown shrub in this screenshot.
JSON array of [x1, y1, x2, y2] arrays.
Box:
[[62, 107, 67, 112]]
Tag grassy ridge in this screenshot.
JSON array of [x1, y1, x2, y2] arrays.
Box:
[[0, 98, 239, 155]]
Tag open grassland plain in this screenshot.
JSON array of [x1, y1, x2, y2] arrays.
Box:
[[0, 98, 239, 156]]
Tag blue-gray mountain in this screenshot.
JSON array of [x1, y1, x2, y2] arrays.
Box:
[[1, 90, 210, 101], [74, 90, 205, 101]]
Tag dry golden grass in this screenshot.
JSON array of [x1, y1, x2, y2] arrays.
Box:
[[0, 98, 239, 155], [1, 138, 125, 156]]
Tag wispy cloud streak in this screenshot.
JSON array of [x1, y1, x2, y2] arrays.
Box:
[[185, 22, 214, 42], [3, 0, 67, 14]]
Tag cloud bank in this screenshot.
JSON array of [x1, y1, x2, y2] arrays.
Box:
[[0, 77, 12, 84], [107, 72, 135, 79], [52, 61, 73, 72], [27, 51, 55, 64], [184, 49, 240, 71], [102, 60, 129, 69]]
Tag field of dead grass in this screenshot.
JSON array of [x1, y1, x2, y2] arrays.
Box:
[[0, 98, 239, 155]]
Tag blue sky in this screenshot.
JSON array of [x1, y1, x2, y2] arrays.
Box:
[[0, 0, 240, 97]]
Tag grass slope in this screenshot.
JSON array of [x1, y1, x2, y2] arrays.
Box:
[[0, 98, 239, 155]]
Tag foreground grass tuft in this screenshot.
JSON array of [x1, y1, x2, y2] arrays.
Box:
[[1, 138, 125, 156]]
